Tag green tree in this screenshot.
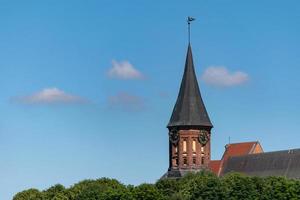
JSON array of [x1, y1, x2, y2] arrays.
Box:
[[222, 173, 258, 200], [68, 178, 131, 200], [180, 171, 226, 200], [156, 177, 180, 198], [43, 184, 66, 200], [261, 176, 299, 200], [13, 189, 43, 200], [13, 173, 300, 200], [51, 193, 69, 200], [134, 183, 165, 200], [249, 176, 265, 199], [287, 179, 300, 200]]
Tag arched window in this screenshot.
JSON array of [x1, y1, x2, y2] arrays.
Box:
[[183, 140, 187, 152], [192, 140, 196, 152]]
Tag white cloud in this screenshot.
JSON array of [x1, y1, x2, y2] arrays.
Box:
[[12, 88, 86, 104], [108, 92, 145, 111], [107, 60, 144, 80], [201, 66, 249, 87]]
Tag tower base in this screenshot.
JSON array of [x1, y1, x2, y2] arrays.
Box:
[[161, 168, 205, 179]]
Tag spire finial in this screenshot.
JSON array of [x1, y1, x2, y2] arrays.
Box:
[[187, 16, 196, 44]]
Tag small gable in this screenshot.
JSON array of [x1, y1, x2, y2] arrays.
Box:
[[222, 141, 263, 162]]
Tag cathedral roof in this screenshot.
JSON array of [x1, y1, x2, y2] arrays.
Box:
[[167, 44, 213, 128], [221, 141, 262, 162], [221, 148, 300, 179]]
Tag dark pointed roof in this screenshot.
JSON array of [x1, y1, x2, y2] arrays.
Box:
[[167, 44, 213, 128]]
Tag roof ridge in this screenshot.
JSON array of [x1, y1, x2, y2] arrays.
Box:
[[227, 141, 258, 145], [228, 148, 300, 159]]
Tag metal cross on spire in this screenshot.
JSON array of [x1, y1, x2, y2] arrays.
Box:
[[187, 16, 196, 44]]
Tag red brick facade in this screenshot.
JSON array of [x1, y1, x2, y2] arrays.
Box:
[[169, 129, 211, 171]]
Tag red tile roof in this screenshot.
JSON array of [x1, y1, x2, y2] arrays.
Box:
[[221, 141, 259, 162], [208, 160, 221, 175]]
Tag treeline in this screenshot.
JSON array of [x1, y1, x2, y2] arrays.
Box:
[[14, 171, 300, 200]]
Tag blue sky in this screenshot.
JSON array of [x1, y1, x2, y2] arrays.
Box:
[[1, 0, 300, 199]]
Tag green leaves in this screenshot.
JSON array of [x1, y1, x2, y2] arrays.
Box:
[[13, 172, 300, 200], [134, 184, 165, 200], [13, 189, 43, 200], [180, 172, 226, 200]]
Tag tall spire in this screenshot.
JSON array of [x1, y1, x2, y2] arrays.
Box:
[[167, 44, 213, 128]]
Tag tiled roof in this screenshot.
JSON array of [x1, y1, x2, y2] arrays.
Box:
[[221, 141, 260, 162], [208, 160, 221, 175], [221, 149, 300, 179]]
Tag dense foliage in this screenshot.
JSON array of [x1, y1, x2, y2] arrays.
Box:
[[13, 171, 300, 200]]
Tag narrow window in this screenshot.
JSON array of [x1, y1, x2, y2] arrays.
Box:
[[183, 140, 187, 152], [173, 158, 178, 167], [183, 157, 187, 165], [192, 140, 196, 152], [201, 146, 204, 153], [193, 157, 196, 165], [201, 157, 205, 165]]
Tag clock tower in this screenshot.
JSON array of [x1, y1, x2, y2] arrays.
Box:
[[163, 43, 213, 178]]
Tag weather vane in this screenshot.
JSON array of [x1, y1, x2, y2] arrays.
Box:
[[187, 16, 195, 43]]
